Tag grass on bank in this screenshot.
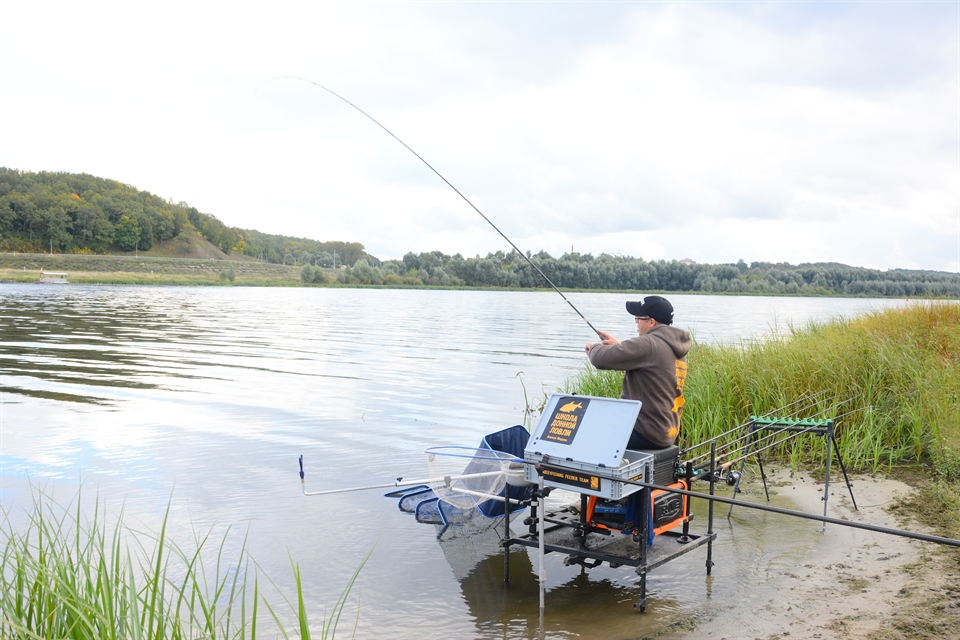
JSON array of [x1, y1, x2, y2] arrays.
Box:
[[0, 486, 370, 639], [566, 302, 960, 477]]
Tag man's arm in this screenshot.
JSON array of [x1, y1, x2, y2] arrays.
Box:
[[584, 330, 620, 354], [586, 334, 654, 370]]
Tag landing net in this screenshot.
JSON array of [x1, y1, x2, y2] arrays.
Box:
[[425, 445, 515, 510], [385, 424, 534, 537]]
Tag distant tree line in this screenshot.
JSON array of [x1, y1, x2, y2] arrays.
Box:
[[320, 250, 960, 297], [3, 169, 956, 297]]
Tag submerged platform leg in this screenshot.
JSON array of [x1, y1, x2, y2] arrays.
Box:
[[504, 486, 511, 584], [635, 486, 650, 613], [706, 440, 716, 575]]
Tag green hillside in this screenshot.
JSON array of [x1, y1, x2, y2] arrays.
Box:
[[0, 168, 368, 266]]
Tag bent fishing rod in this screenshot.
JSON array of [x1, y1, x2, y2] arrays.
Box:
[[258, 76, 602, 338]]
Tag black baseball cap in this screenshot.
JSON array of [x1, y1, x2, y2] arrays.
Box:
[[625, 296, 674, 325]]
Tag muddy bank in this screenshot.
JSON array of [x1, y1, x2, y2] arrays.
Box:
[[671, 470, 960, 640]]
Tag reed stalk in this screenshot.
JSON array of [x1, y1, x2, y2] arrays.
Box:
[[0, 486, 369, 639]]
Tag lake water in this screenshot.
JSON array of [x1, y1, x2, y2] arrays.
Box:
[[0, 286, 912, 638]]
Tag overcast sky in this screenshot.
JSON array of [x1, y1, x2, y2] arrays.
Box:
[[2, 1, 958, 271]]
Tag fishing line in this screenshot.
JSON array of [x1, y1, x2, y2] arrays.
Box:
[[258, 76, 602, 338]]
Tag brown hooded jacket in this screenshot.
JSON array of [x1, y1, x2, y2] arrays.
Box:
[[587, 324, 690, 447]]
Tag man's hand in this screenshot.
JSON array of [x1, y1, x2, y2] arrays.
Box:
[[585, 330, 621, 354], [598, 330, 620, 346]]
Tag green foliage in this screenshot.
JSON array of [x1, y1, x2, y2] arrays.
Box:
[[0, 485, 370, 639], [114, 215, 140, 251], [0, 168, 188, 254], [323, 249, 959, 294], [369, 250, 960, 296], [300, 264, 329, 284], [0, 168, 368, 265], [219, 266, 237, 282], [242, 233, 369, 268], [564, 302, 960, 472]]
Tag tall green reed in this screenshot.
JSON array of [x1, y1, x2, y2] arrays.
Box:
[[0, 486, 370, 639], [564, 302, 960, 475]]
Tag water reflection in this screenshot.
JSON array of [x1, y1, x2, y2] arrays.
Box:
[[0, 285, 912, 639]]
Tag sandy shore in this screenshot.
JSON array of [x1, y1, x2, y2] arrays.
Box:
[[679, 470, 960, 640]]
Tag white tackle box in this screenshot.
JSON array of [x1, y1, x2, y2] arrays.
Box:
[[523, 394, 654, 499]]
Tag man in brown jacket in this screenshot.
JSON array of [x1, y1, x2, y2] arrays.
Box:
[[584, 296, 690, 450]]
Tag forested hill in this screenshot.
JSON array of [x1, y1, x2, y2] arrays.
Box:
[[0, 168, 367, 265], [2, 168, 958, 297]]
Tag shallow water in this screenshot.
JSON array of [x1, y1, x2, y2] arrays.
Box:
[[0, 286, 910, 638]]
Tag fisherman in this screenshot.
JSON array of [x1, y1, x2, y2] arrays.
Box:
[[584, 295, 690, 450]]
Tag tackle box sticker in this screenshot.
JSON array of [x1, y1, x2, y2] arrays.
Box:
[[541, 465, 601, 491], [542, 397, 590, 445]]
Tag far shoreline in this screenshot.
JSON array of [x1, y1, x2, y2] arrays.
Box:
[[3, 272, 958, 300], [2, 252, 957, 299]]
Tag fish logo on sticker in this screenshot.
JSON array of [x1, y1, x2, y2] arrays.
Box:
[[542, 397, 590, 445]]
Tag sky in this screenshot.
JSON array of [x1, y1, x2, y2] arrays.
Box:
[[1, 1, 958, 272]]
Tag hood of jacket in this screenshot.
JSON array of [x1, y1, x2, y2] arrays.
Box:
[[647, 324, 691, 359]]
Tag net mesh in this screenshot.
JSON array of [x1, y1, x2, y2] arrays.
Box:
[[385, 426, 534, 537], [425, 446, 511, 511]]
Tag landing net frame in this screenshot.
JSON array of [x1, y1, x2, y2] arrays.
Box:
[[424, 445, 520, 511]]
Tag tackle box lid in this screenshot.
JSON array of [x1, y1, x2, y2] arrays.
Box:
[[525, 393, 641, 467]]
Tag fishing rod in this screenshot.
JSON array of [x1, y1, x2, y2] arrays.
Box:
[[694, 424, 820, 473], [691, 404, 869, 476], [258, 76, 603, 338], [682, 391, 833, 460], [690, 401, 855, 472], [684, 393, 851, 466], [697, 396, 850, 463], [680, 391, 829, 457]]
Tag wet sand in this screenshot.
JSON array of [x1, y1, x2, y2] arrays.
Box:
[[676, 470, 960, 640]]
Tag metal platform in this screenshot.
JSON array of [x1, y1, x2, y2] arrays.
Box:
[[506, 504, 716, 574]]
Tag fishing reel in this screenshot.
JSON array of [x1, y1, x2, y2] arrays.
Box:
[[704, 467, 742, 486]]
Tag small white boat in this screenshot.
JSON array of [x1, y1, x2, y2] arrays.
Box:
[[38, 270, 68, 284]]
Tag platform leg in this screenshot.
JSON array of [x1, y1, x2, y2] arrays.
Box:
[[538, 473, 546, 618], [679, 461, 693, 543], [821, 423, 833, 534], [706, 440, 716, 576], [529, 490, 539, 536], [504, 486, 511, 584], [635, 486, 650, 613], [575, 494, 588, 546]]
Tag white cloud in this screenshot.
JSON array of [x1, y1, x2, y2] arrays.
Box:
[[1, 1, 957, 270]]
